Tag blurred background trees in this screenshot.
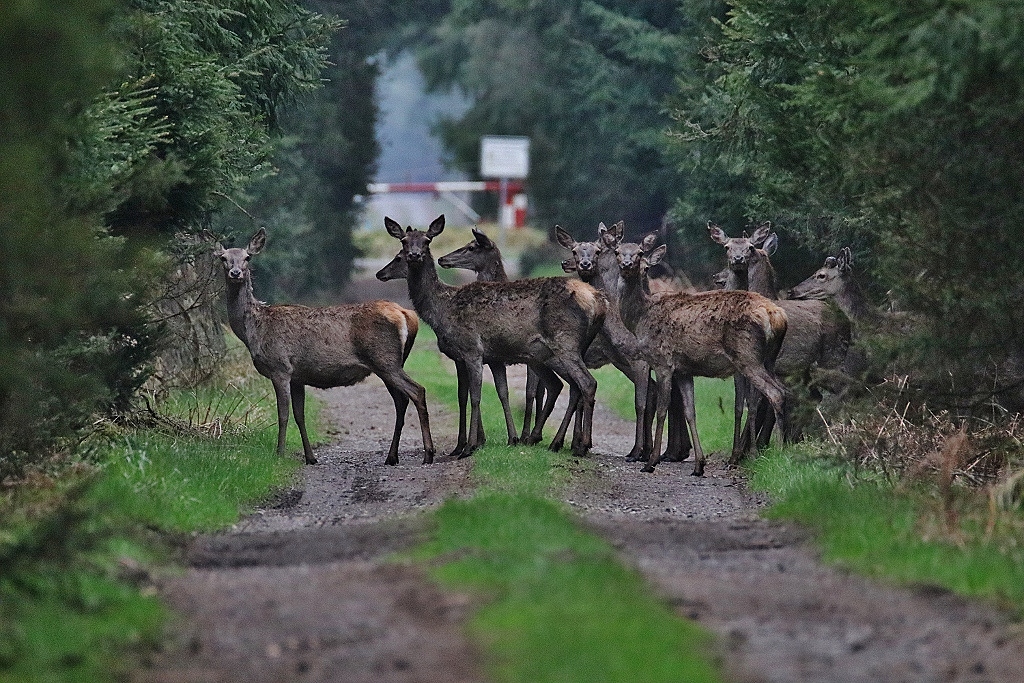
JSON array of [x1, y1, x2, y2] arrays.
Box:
[[3, 0, 1024, 473]]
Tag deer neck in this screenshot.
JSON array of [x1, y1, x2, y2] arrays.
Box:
[[617, 270, 651, 333], [224, 276, 265, 351], [747, 257, 778, 299], [835, 277, 872, 322], [475, 259, 508, 282], [406, 253, 455, 329]]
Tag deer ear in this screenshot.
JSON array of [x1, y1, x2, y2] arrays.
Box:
[[707, 222, 728, 245], [646, 244, 667, 267], [426, 214, 445, 239], [612, 221, 625, 238], [640, 232, 658, 251], [838, 247, 853, 273], [384, 216, 405, 239], [762, 232, 778, 256], [824, 256, 838, 268], [749, 222, 772, 247], [555, 225, 575, 250], [247, 227, 267, 255], [213, 243, 226, 257], [473, 228, 494, 248]]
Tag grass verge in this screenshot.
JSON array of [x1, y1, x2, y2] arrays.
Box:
[[1, 357, 313, 682], [749, 444, 1024, 614], [404, 336, 725, 683]]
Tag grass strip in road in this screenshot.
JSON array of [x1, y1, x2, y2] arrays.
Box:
[[1, 372, 313, 683], [404, 338, 725, 683], [749, 444, 1024, 614]]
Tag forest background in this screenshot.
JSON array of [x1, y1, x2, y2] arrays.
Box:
[[3, 0, 1024, 475]]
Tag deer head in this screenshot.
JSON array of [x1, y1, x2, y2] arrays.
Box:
[[707, 221, 772, 272], [437, 227, 497, 271], [789, 247, 854, 300], [213, 227, 266, 283], [555, 225, 606, 279], [377, 215, 445, 281]]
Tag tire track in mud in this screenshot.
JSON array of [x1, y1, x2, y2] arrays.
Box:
[[136, 370, 1024, 683]]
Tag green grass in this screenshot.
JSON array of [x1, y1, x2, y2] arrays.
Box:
[[749, 445, 1024, 613], [404, 338, 725, 683], [592, 366, 736, 455], [1, 368, 313, 682]]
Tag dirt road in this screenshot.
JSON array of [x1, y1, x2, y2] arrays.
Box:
[[136, 371, 1024, 683]]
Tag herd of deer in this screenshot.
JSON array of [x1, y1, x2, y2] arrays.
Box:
[[213, 214, 864, 477]]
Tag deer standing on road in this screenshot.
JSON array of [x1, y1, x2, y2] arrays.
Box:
[[437, 228, 564, 446], [377, 215, 605, 457], [214, 227, 435, 466], [615, 239, 789, 475], [555, 222, 692, 463], [708, 223, 851, 448]]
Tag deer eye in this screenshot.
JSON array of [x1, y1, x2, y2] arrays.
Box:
[[817, 273, 826, 279], [220, 256, 228, 262], [244, 255, 251, 262]]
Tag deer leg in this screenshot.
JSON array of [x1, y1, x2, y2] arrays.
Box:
[[618, 359, 649, 461], [660, 380, 693, 462], [678, 375, 706, 477], [527, 365, 562, 445], [547, 381, 579, 453], [731, 375, 749, 464], [376, 362, 435, 464], [290, 382, 317, 465], [521, 366, 539, 443], [271, 378, 291, 458], [642, 370, 674, 472], [381, 382, 408, 466], [463, 359, 486, 457], [545, 356, 595, 456], [449, 360, 470, 459], [744, 370, 789, 448], [489, 362, 519, 445]]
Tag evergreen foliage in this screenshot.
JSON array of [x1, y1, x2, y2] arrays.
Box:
[[671, 0, 1024, 407], [0, 0, 339, 471]]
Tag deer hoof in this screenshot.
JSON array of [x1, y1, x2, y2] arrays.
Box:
[[384, 455, 399, 466], [507, 437, 519, 446], [641, 463, 657, 473], [305, 455, 318, 465], [422, 450, 435, 465], [690, 464, 705, 477]]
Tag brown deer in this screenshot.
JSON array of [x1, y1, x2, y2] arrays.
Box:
[[615, 238, 789, 476], [708, 222, 851, 447], [788, 247, 873, 321], [555, 222, 692, 463], [437, 228, 564, 445], [377, 215, 605, 457], [214, 227, 435, 466]]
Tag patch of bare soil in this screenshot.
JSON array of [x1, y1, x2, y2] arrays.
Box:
[[136, 360, 1024, 683]]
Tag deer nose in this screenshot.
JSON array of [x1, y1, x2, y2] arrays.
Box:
[[228, 268, 243, 279], [407, 251, 424, 263], [578, 258, 593, 271]]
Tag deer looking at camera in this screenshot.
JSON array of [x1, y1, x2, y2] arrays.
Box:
[[555, 221, 692, 463], [615, 238, 789, 476], [708, 222, 851, 448], [377, 215, 605, 458], [214, 227, 435, 466], [437, 228, 564, 446]]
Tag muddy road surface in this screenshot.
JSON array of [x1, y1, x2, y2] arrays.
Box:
[[136, 371, 1024, 683]]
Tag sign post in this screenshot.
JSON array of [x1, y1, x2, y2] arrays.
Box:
[[480, 135, 530, 230]]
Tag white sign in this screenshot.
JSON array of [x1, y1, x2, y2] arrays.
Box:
[[481, 135, 530, 179]]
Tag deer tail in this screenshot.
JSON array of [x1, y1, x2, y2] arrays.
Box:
[[400, 309, 419, 361]]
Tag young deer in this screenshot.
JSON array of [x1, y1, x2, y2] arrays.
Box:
[[708, 222, 851, 447], [377, 215, 605, 458], [555, 222, 692, 463], [214, 228, 435, 466], [437, 228, 564, 445], [615, 238, 789, 476]]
